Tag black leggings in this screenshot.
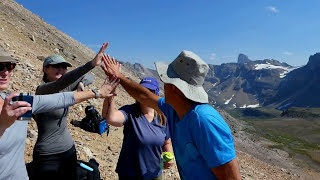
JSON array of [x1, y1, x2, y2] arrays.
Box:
[[31, 145, 77, 180]]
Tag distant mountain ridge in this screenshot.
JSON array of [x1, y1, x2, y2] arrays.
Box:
[[122, 53, 320, 109], [270, 53, 320, 109]]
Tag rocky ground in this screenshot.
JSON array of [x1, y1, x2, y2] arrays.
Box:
[[1, 0, 319, 179]]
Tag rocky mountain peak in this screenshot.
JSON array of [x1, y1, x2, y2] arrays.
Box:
[[132, 62, 145, 72], [307, 53, 320, 69], [238, 54, 251, 64]]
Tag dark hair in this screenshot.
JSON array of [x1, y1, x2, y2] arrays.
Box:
[[132, 102, 167, 126], [42, 71, 49, 82]]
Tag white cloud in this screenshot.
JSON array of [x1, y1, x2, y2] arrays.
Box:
[[266, 6, 279, 13], [283, 51, 293, 56], [210, 53, 216, 60]]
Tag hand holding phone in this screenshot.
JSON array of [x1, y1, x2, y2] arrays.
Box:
[[0, 93, 32, 134], [11, 93, 34, 120]]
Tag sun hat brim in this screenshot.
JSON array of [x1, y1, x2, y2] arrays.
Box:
[[43, 55, 72, 67], [47, 62, 72, 67], [155, 62, 208, 103], [140, 82, 158, 91], [0, 56, 18, 63]]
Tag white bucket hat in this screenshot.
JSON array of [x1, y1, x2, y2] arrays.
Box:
[[155, 50, 209, 103]]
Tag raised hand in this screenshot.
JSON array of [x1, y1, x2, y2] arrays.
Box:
[[91, 42, 109, 66], [108, 72, 120, 103], [101, 54, 122, 78], [0, 93, 32, 134], [99, 76, 120, 98]]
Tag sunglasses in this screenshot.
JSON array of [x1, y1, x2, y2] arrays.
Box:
[[0, 63, 16, 72], [50, 64, 68, 69], [148, 88, 159, 96], [148, 89, 156, 93]]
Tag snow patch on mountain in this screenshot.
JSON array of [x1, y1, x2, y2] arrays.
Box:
[[224, 94, 235, 104], [240, 104, 247, 108], [254, 63, 296, 78], [212, 82, 218, 87], [247, 104, 260, 108]]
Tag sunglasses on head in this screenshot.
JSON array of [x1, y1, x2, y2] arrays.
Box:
[[0, 63, 16, 72], [50, 63, 68, 69]]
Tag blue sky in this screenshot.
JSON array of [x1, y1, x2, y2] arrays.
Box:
[[17, 0, 320, 68]]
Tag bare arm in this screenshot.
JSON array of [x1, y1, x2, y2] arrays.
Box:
[[211, 159, 241, 180], [101, 55, 161, 112], [102, 97, 125, 127], [162, 138, 174, 169], [162, 138, 173, 153], [101, 62, 126, 127], [74, 90, 96, 104]]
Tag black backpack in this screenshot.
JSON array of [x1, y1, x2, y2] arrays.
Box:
[[80, 105, 109, 135], [77, 158, 102, 180]]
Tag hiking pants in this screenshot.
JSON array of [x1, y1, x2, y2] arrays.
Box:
[[31, 145, 77, 180]]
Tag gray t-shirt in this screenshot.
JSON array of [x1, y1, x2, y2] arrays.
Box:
[[0, 92, 75, 180], [34, 61, 94, 155]]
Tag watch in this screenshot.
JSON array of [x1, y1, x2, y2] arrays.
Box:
[[91, 89, 100, 99]]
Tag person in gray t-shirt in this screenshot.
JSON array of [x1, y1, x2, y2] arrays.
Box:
[[31, 43, 109, 179], [32, 43, 109, 180], [0, 46, 120, 180]]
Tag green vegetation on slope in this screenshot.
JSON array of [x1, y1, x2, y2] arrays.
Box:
[[227, 107, 320, 168], [281, 107, 320, 119]]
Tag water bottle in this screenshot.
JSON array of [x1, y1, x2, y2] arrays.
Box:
[[160, 152, 174, 169]]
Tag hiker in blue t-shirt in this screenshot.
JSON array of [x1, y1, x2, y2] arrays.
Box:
[[102, 52, 241, 180], [102, 71, 174, 179]]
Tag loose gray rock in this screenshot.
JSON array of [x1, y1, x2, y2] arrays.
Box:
[[28, 34, 35, 42], [83, 135, 91, 141], [82, 146, 94, 159], [27, 129, 37, 139]]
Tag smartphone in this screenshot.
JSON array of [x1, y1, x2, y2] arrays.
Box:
[[12, 93, 34, 120]]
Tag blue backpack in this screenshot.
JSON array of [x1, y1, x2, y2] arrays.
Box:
[[80, 105, 109, 135]]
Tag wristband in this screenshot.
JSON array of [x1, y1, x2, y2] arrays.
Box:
[[91, 89, 100, 99]]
